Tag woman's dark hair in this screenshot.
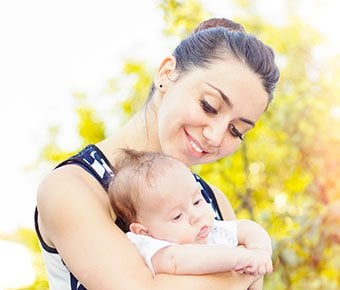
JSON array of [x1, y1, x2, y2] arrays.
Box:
[[148, 17, 279, 103]]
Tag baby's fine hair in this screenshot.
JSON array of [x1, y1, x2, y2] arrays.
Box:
[[109, 149, 177, 231], [148, 17, 279, 103]]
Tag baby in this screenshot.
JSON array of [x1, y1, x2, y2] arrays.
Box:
[[109, 149, 273, 279]]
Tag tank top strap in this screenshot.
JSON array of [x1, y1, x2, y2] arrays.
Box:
[[55, 144, 114, 191], [193, 173, 223, 220]]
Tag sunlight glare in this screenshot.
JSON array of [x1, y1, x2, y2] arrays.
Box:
[[0, 241, 35, 289]]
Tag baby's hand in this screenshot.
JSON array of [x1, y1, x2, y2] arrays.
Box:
[[233, 248, 272, 276], [248, 248, 273, 275]]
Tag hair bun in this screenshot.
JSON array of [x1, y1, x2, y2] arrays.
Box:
[[194, 17, 245, 33]]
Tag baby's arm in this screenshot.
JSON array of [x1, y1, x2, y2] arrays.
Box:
[[152, 243, 254, 275]]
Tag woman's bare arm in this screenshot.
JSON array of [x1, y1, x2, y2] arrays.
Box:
[[210, 184, 236, 220], [236, 220, 273, 276], [37, 167, 258, 290], [237, 220, 273, 254]]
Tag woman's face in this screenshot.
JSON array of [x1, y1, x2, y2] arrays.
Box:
[[155, 58, 268, 166]]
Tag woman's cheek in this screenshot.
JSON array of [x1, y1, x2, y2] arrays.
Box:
[[218, 139, 242, 159]]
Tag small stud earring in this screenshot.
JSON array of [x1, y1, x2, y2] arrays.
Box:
[[159, 84, 163, 88]]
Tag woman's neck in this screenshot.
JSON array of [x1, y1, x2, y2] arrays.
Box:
[[97, 106, 160, 163]]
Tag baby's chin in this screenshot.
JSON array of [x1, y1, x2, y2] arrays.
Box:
[[195, 237, 209, 245], [175, 237, 209, 245]]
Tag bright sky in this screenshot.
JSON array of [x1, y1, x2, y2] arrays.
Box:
[[0, 0, 339, 288], [0, 0, 172, 233]]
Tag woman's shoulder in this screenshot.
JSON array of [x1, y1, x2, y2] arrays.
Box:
[[37, 165, 113, 238], [38, 163, 101, 197]]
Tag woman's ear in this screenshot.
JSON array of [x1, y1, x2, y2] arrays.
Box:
[[129, 222, 151, 236], [154, 55, 177, 92]]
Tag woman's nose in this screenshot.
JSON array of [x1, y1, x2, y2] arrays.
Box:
[[202, 121, 227, 148]]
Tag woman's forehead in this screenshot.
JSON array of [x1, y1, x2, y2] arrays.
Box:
[[182, 59, 268, 114]]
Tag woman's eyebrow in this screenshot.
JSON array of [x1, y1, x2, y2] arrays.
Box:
[[206, 82, 256, 126], [239, 117, 255, 127], [206, 82, 233, 108]]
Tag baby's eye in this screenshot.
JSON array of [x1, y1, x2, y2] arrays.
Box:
[[200, 99, 218, 114], [193, 198, 203, 206], [229, 124, 244, 140], [173, 213, 182, 221]]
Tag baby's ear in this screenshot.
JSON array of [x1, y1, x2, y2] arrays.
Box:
[[129, 222, 150, 236]]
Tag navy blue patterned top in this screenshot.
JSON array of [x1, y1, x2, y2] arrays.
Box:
[[35, 144, 223, 290]]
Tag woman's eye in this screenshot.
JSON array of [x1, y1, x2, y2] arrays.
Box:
[[229, 124, 244, 140], [200, 99, 218, 114]]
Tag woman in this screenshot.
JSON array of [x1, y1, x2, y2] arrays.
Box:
[[35, 17, 279, 289]]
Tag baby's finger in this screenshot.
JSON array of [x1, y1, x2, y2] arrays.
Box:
[[235, 269, 245, 275], [258, 265, 266, 275], [267, 261, 273, 273], [245, 266, 258, 275]]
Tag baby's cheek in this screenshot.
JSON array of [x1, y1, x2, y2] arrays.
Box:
[[207, 205, 216, 220]]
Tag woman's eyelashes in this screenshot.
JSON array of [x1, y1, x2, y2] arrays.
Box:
[[200, 98, 245, 141], [200, 99, 218, 114], [229, 124, 244, 140]]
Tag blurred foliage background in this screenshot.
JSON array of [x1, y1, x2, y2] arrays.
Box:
[[3, 0, 339, 289]]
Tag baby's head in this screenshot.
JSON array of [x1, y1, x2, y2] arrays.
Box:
[[109, 149, 215, 244]]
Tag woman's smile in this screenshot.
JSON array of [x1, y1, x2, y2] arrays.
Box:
[[186, 130, 207, 151]]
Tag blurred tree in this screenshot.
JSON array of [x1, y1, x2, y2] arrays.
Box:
[[120, 60, 154, 119], [159, 0, 209, 37], [40, 91, 106, 165], [8, 0, 339, 289]]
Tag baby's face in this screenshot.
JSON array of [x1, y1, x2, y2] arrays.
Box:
[[138, 162, 215, 244]]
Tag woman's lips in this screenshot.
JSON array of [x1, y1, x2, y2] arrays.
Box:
[[189, 138, 203, 153], [185, 132, 208, 157]]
